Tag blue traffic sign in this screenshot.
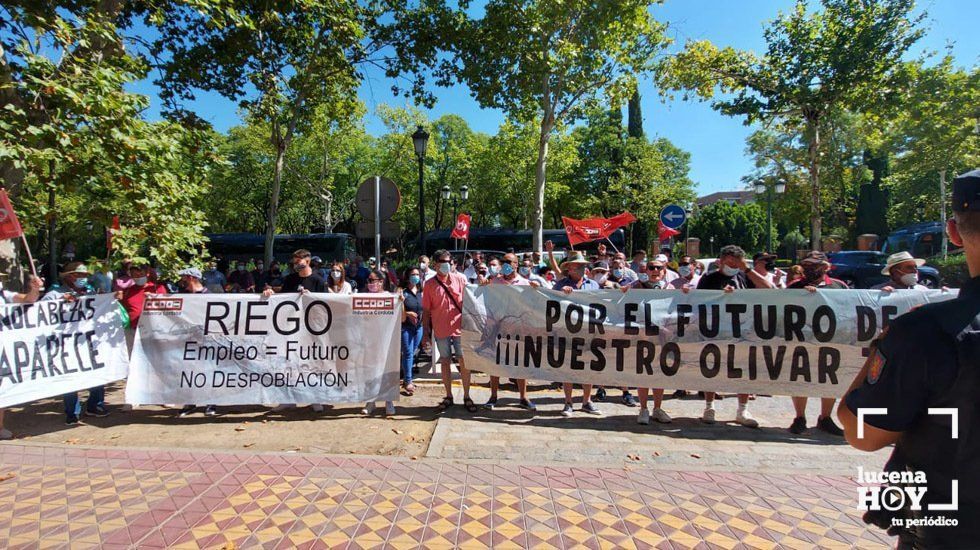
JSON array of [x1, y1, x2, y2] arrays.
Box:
[[659, 204, 687, 229]]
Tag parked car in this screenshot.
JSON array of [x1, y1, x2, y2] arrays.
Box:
[[828, 251, 941, 289], [882, 221, 960, 258]]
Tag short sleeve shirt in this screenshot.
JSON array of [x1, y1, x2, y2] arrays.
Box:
[[553, 277, 600, 291], [422, 272, 467, 338], [845, 307, 958, 432], [281, 272, 326, 293]]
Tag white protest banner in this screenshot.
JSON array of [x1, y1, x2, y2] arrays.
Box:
[[126, 293, 401, 405], [0, 295, 130, 408], [461, 286, 957, 398]]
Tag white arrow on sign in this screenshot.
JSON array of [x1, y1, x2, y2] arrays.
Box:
[[663, 212, 683, 222]]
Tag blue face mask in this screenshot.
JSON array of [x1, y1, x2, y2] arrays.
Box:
[[438, 262, 451, 275], [74, 278, 88, 288], [409, 274, 421, 285], [612, 269, 623, 279], [519, 266, 531, 277], [501, 263, 514, 276], [489, 265, 499, 275]]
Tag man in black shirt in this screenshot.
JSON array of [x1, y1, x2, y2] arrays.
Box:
[[263, 249, 326, 295], [695, 245, 758, 428]]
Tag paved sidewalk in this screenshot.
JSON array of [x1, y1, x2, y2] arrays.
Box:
[[0, 442, 892, 549]]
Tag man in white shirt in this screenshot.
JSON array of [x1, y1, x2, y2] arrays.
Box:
[[668, 255, 701, 289], [872, 251, 929, 291], [747, 252, 786, 289]]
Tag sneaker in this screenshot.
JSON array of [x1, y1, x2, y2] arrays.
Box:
[[178, 405, 197, 418], [311, 404, 324, 412], [581, 402, 602, 416], [817, 416, 844, 436], [362, 402, 376, 415], [594, 387, 607, 402], [518, 399, 537, 412], [483, 398, 497, 410], [66, 415, 79, 426], [637, 409, 650, 425], [701, 407, 716, 424], [385, 402, 396, 416], [622, 392, 637, 407], [204, 405, 217, 417], [736, 409, 759, 428], [652, 408, 673, 424], [0, 428, 12, 440], [561, 403, 574, 417], [672, 390, 688, 398], [85, 405, 109, 417], [789, 416, 807, 434]]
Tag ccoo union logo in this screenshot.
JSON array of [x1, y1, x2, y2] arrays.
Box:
[[144, 298, 184, 312], [352, 296, 394, 314]]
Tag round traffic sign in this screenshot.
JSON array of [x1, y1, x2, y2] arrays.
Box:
[[356, 177, 401, 221], [659, 204, 687, 229]]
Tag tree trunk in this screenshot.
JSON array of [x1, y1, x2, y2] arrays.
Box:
[[532, 124, 552, 254], [807, 116, 821, 250], [265, 137, 286, 266]]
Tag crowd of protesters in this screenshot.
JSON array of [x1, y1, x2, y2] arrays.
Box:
[[0, 240, 942, 438]]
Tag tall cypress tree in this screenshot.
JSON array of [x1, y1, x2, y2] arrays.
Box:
[[627, 88, 649, 251]]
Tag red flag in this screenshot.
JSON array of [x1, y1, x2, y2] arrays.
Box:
[[450, 213, 471, 240], [657, 220, 681, 242], [0, 189, 24, 241], [562, 212, 637, 246], [107, 215, 120, 253]]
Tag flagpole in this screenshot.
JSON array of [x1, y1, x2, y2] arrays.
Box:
[[604, 237, 620, 255], [20, 234, 37, 278]]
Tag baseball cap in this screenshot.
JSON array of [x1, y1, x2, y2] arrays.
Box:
[[800, 251, 830, 265], [591, 261, 610, 272], [654, 254, 669, 263], [177, 267, 203, 279], [951, 169, 980, 212]]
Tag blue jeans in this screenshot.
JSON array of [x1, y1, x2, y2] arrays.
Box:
[[64, 386, 105, 419], [401, 324, 423, 385]]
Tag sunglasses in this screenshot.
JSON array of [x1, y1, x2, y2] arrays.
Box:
[[649, 266, 665, 271]]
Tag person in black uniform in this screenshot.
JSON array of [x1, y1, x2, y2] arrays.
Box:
[[839, 169, 980, 549], [263, 249, 326, 295]]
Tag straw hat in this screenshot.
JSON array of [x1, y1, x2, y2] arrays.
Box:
[[880, 251, 925, 276]]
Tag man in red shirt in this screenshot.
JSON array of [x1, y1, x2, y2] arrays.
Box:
[[422, 249, 477, 413], [117, 264, 168, 352]]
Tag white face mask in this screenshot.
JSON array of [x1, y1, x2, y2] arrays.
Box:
[[438, 262, 451, 275], [593, 273, 608, 284], [638, 273, 650, 282], [721, 265, 740, 277], [900, 273, 919, 287], [133, 276, 148, 286], [678, 265, 692, 278]]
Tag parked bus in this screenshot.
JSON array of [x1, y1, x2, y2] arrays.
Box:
[[205, 233, 356, 263], [422, 228, 626, 256]]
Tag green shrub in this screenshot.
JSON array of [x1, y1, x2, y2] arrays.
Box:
[[931, 253, 970, 287]]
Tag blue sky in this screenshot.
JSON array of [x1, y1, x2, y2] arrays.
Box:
[[131, 0, 979, 196]]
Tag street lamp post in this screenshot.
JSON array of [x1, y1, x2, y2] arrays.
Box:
[[754, 180, 786, 253], [412, 125, 430, 255]]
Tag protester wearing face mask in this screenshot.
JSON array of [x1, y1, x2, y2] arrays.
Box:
[[226, 261, 255, 293], [264, 249, 326, 296], [266, 261, 283, 290], [590, 261, 617, 289], [608, 258, 634, 287], [520, 256, 551, 288], [326, 261, 353, 294], [695, 245, 759, 428], [483, 254, 537, 412], [0, 272, 44, 439], [251, 260, 267, 292], [462, 253, 481, 283], [872, 252, 928, 291], [418, 255, 437, 284], [203, 262, 227, 293], [669, 255, 701, 290], [400, 267, 424, 396], [423, 250, 478, 414], [784, 250, 847, 436], [264, 250, 327, 412], [553, 252, 602, 416], [621, 259, 673, 424], [629, 250, 646, 274], [746, 252, 785, 289], [360, 270, 397, 416], [42, 263, 115, 425], [175, 267, 219, 418]]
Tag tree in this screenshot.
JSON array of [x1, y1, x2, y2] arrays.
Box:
[[447, 1, 668, 252], [687, 201, 774, 255], [0, 1, 218, 281], [153, 1, 439, 264], [658, 0, 924, 249]]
